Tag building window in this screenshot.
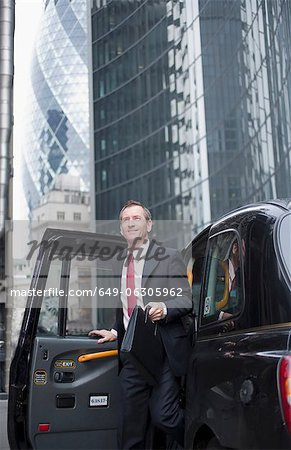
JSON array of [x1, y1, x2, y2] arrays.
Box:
[[71, 195, 81, 204], [57, 211, 65, 221], [74, 212, 81, 221]]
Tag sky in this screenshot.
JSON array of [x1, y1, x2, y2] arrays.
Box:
[[13, 0, 43, 219]]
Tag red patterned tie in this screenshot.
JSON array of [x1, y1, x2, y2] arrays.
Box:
[[126, 253, 137, 317]]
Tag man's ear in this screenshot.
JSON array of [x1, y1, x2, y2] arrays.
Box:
[[120, 226, 124, 236], [147, 220, 153, 233]]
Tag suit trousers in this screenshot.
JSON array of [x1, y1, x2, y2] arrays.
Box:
[[118, 353, 184, 450]]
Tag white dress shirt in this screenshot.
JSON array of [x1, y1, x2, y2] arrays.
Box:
[[120, 240, 150, 330], [111, 240, 167, 335], [111, 240, 149, 335]]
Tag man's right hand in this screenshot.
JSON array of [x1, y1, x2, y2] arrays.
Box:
[[88, 329, 117, 343]]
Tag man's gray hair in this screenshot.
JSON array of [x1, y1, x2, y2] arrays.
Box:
[[119, 200, 152, 221]]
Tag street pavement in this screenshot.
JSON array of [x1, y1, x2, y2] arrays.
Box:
[[0, 399, 9, 450]]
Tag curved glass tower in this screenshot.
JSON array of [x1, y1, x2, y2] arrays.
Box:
[[23, 0, 90, 210], [91, 0, 291, 230]]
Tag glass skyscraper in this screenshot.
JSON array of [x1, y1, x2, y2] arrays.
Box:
[[23, 0, 90, 210], [90, 0, 291, 230], [197, 0, 291, 222], [91, 0, 179, 220]]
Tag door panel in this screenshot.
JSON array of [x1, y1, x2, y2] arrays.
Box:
[[8, 230, 126, 450], [28, 337, 119, 449]]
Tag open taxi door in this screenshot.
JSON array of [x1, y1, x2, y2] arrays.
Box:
[[8, 229, 125, 449]]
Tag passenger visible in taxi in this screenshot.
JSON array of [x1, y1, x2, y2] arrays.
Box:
[[216, 239, 241, 316], [199, 235, 244, 327]]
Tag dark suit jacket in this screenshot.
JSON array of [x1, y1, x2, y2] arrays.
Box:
[[113, 241, 193, 377]]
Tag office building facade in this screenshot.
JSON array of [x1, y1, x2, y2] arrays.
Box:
[[23, 0, 90, 211], [91, 0, 183, 220], [196, 0, 291, 222], [90, 0, 291, 230]]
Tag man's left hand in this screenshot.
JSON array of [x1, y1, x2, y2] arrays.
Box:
[[147, 302, 166, 321]]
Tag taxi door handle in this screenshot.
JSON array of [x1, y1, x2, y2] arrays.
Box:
[[78, 350, 118, 363]]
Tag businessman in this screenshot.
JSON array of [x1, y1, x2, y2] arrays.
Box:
[[89, 200, 193, 449]]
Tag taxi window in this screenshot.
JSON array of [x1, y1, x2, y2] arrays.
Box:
[[37, 260, 62, 335], [36, 251, 119, 337], [278, 213, 291, 283], [201, 231, 243, 326], [66, 257, 116, 336]]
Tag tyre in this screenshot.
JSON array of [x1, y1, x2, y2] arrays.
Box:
[[205, 436, 227, 450]]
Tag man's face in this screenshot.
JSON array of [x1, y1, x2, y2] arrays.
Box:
[[120, 205, 152, 247]]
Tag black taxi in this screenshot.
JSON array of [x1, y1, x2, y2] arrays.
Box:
[[8, 200, 291, 449], [184, 199, 291, 449]]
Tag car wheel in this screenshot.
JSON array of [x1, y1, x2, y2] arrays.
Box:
[[205, 436, 228, 449]]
